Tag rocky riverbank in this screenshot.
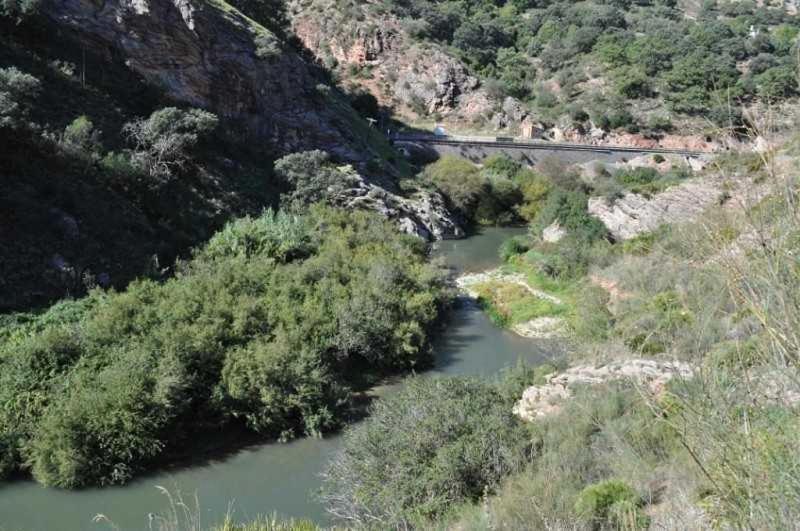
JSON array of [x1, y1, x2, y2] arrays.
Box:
[[513, 359, 695, 421], [455, 269, 567, 339]]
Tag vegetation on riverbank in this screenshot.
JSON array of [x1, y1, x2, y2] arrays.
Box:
[[0, 206, 449, 488], [320, 135, 800, 529]]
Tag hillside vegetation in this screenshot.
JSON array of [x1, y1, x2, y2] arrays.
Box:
[[318, 136, 800, 529], [293, 0, 800, 137]]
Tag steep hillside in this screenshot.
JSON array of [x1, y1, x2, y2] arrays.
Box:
[[290, 0, 800, 146], [0, 0, 459, 311], [316, 128, 800, 529]]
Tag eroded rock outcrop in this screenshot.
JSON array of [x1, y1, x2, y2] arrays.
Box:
[[513, 360, 694, 421], [322, 164, 464, 240], [589, 170, 770, 240], [290, 0, 490, 119]]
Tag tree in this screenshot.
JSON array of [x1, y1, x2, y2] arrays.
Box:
[[61, 115, 101, 154], [0, 67, 40, 129], [122, 107, 218, 182], [1, 0, 39, 19], [274, 150, 360, 210], [771, 24, 799, 54], [755, 65, 798, 100], [423, 155, 484, 214]]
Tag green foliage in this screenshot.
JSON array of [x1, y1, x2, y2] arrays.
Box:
[[423, 155, 524, 225], [386, 0, 799, 125], [214, 515, 320, 531], [445, 383, 679, 529], [613, 165, 691, 195], [499, 235, 531, 262], [574, 479, 649, 529], [200, 209, 311, 262], [615, 166, 660, 187], [515, 169, 552, 221], [0, 207, 447, 488], [0, 66, 40, 128], [0, 0, 39, 19], [424, 155, 483, 213], [570, 283, 613, 340], [533, 189, 608, 243], [123, 107, 218, 182], [482, 153, 522, 178], [755, 65, 798, 100], [322, 376, 530, 527], [61, 115, 101, 154], [274, 150, 360, 211]]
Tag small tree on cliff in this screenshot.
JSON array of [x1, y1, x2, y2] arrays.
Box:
[[123, 107, 218, 183], [274, 150, 360, 211]]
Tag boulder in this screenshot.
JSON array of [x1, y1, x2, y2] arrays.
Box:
[[542, 221, 566, 243]]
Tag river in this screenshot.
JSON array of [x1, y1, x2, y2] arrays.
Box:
[[0, 227, 560, 531]]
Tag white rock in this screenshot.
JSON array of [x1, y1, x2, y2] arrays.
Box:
[[513, 359, 694, 421], [542, 220, 566, 243]]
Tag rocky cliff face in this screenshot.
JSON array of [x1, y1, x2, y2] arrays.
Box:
[[42, 0, 462, 239], [290, 0, 490, 120], [44, 0, 366, 161]]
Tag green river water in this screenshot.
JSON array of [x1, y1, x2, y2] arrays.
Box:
[[0, 227, 561, 531]]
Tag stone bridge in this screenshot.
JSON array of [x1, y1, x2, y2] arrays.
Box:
[[391, 134, 711, 166]]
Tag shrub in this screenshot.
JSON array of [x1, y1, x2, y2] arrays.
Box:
[[499, 235, 531, 261], [0, 207, 448, 488], [528, 235, 595, 279], [0, 0, 39, 19], [123, 107, 218, 182], [424, 156, 523, 225], [200, 209, 311, 262], [483, 153, 523, 179], [61, 115, 101, 154], [533, 189, 608, 242], [0, 67, 40, 129], [574, 479, 648, 529], [755, 65, 798, 100], [515, 169, 552, 221], [423, 155, 484, 214], [322, 377, 530, 528], [570, 284, 613, 340], [275, 150, 360, 210]]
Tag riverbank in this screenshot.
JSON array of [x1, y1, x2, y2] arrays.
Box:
[[454, 265, 573, 339], [0, 227, 557, 531]]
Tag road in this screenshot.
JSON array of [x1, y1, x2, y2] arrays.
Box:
[[391, 134, 708, 157]]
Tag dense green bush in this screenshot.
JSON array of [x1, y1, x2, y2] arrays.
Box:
[[123, 107, 218, 182], [533, 189, 608, 242], [499, 235, 531, 261], [612, 164, 691, 195], [423, 155, 524, 225], [574, 479, 649, 530], [0, 206, 448, 487], [0, 66, 40, 129], [384, 0, 800, 126], [274, 150, 360, 211], [199, 209, 311, 262], [322, 376, 531, 527]]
